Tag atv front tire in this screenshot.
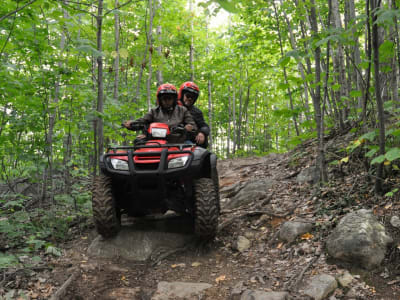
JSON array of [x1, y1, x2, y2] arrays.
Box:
[[193, 178, 219, 239], [92, 174, 121, 238]]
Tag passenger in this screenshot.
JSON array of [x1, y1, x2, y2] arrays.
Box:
[[123, 83, 197, 141], [178, 81, 210, 148]]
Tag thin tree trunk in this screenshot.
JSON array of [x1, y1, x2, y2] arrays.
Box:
[[308, 0, 328, 183], [232, 82, 236, 154], [208, 79, 213, 150], [189, 0, 194, 81], [156, 25, 163, 86], [281, 0, 310, 121], [273, 1, 299, 136], [113, 0, 120, 101], [227, 87, 231, 157], [146, 0, 154, 110], [362, 0, 373, 125], [389, 0, 399, 106], [96, 0, 104, 173], [42, 5, 68, 202], [332, 0, 349, 123], [371, 0, 385, 194], [236, 83, 243, 151]]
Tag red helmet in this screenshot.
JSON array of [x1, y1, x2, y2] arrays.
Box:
[[156, 83, 178, 106], [178, 81, 200, 103]]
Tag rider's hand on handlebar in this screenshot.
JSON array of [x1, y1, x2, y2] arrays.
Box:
[[184, 124, 193, 132]]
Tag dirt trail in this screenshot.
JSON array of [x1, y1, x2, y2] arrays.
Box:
[[47, 147, 400, 299]]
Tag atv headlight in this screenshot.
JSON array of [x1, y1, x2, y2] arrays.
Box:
[[151, 127, 167, 138], [110, 158, 129, 170], [168, 156, 189, 169]]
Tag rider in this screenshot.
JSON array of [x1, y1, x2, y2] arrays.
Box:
[[123, 83, 197, 140], [178, 81, 210, 148]]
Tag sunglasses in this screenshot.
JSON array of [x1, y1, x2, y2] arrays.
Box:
[[184, 92, 197, 99]]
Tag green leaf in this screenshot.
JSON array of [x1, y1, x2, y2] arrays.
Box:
[[360, 130, 376, 142], [0, 252, 19, 268], [365, 148, 378, 158], [349, 90, 362, 98], [45, 245, 62, 257], [371, 155, 385, 165], [212, 0, 239, 13], [279, 56, 290, 67], [385, 147, 400, 162]]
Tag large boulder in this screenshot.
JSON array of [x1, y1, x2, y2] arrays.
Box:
[[303, 274, 337, 300], [279, 219, 313, 243], [88, 216, 194, 261], [326, 209, 392, 270]]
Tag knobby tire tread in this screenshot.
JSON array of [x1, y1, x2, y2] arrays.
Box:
[[194, 178, 219, 239], [92, 174, 121, 238]]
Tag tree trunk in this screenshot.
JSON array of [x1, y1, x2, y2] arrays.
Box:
[[42, 5, 68, 202], [96, 0, 104, 173], [273, 1, 299, 136], [227, 87, 231, 157], [113, 0, 120, 101], [189, 0, 194, 81], [207, 79, 213, 149], [156, 25, 163, 86], [146, 0, 154, 110], [232, 82, 236, 154], [308, 0, 328, 183], [236, 83, 243, 151], [281, 0, 310, 121], [371, 0, 385, 194], [332, 0, 349, 123]]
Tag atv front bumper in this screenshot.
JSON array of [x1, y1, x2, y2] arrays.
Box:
[[100, 147, 198, 178]]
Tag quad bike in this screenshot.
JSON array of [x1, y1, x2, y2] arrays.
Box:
[[91, 122, 220, 240]]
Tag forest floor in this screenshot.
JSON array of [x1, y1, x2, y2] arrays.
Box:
[[4, 131, 400, 299]]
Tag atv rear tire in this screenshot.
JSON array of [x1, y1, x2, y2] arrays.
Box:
[[92, 174, 121, 238], [193, 178, 219, 239]]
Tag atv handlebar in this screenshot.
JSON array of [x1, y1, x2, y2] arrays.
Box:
[[122, 121, 146, 131], [170, 124, 186, 135]]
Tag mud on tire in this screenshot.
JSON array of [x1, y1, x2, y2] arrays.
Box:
[[92, 174, 121, 238], [194, 178, 219, 239]]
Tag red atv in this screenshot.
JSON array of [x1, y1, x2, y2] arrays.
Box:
[[91, 122, 220, 240]]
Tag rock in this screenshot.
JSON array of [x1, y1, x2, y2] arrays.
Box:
[[151, 281, 212, 300], [231, 281, 245, 300], [279, 219, 313, 243], [304, 274, 338, 300], [105, 287, 141, 299], [240, 290, 289, 300], [390, 216, 400, 228], [235, 236, 251, 252], [223, 178, 275, 209], [326, 209, 393, 270], [88, 218, 194, 261], [337, 271, 354, 288], [220, 181, 245, 198], [296, 166, 320, 184]]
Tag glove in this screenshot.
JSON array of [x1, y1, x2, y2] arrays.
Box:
[[122, 121, 145, 131]]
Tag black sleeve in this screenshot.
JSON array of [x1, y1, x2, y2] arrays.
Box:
[[193, 107, 210, 136]]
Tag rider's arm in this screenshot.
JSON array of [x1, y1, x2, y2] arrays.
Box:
[[196, 110, 210, 136], [183, 108, 197, 131]]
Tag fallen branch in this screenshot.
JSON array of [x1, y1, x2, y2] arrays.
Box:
[[285, 254, 320, 292], [218, 209, 292, 232], [50, 270, 78, 300]]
